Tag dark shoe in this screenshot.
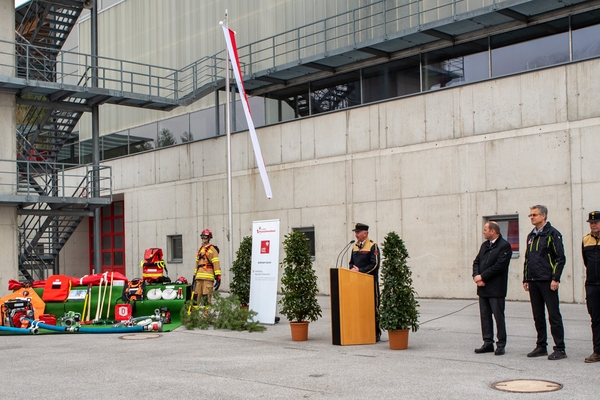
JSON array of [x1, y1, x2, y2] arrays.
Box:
[[584, 353, 600, 363], [474, 344, 494, 354], [494, 347, 505, 356], [527, 347, 548, 357], [548, 350, 567, 360]]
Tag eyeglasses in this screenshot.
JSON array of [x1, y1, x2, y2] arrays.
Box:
[[528, 213, 540, 217]]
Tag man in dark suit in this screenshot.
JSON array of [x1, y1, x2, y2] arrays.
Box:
[[472, 221, 512, 355]]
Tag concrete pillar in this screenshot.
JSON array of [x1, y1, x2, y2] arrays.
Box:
[[0, 0, 18, 296]]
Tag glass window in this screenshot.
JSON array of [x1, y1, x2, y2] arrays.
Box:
[[129, 122, 157, 154], [190, 106, 221, 140], [572, 12, 600, 61], [102, 219, 111, 233], [292, 227, 315, 259], [168, 235, 183, 263], [102, 252, 112, 266], [102, 236, 111, 249], [113, 201, 123, 216], [114, 235, 123, 249], [363, 56, 421, 102], [310, 72, 361, 115], [491, 20, 569, 77], [485, 216, 519, 258], [157, 115, 189, 148], [422, 39, 489, 91], [114, 219, 123, 233], [114, 251, 124, 266]]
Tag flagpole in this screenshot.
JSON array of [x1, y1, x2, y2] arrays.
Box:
[[221, 12, 234, 288]]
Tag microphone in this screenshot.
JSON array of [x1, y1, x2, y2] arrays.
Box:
[[335, 240, 355, 268]]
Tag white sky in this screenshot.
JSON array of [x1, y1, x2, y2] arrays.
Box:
[[15, 0, 29, 7]]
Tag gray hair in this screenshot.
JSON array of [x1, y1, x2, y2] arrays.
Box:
[[530, 204, 548, 218]]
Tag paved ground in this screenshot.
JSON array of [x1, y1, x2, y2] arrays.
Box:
[[1, 296, 598, 399]]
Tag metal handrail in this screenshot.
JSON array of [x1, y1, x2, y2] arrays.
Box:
[[2, 1, 508, 105], [0, 158, 112, 201]]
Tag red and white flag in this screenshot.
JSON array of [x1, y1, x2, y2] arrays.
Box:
[[221, 24, 272, 199]]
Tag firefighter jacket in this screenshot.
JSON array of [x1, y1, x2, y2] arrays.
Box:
[[523, 222, 566, 282], [349, 239, 380, 277], [195, 244, 221, 281], [582, 232, 600, 285], [472, 235, 512, 298]]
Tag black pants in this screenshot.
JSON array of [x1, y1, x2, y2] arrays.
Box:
[[479, 296, 506, 348], [586, 284, 600, 354], [528, 280, 565, 351]]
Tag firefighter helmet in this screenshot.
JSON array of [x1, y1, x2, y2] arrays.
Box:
[[201, 229, 213, 239]]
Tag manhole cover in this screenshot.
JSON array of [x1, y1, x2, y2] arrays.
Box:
[[119, 333, 162, 340], [492, 379, 562, 393]]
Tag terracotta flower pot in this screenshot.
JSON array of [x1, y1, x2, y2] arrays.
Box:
[[289, 321, 309, 341], [388, 328, 409, 350]]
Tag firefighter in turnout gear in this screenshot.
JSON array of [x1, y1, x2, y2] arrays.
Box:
[[194, 229, 221, 305]]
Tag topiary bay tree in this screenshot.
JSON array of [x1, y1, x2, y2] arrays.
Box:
[[230, 235, 252, 307], [279, 230, 322, 324], [379, 231, 419, 333]]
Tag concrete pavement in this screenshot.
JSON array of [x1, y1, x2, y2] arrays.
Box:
[[0, 297, 598, 399]]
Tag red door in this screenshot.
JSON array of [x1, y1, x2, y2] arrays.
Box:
[[89, 200, 125, 275]]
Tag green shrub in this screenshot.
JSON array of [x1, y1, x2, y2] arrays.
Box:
[[379, 231, 419, 332]]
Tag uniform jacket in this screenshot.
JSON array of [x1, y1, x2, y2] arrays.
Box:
[[195, 244, 221, 281], [472, 234, 512, 297], [349, 239, 380, 279], [523, 221, 566, 282], [582, 233, 600, 285]]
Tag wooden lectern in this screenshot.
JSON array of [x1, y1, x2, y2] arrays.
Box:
[[330, 268, 376, 345]]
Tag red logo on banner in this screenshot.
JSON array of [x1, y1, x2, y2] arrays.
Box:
[[260, 240, 270, 254]]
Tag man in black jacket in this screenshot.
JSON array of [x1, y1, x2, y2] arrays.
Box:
[[472, 221, 512, 355], [582, 211, 600, 363], [523, 205, 567, 360], [349, 223, 381, 342]]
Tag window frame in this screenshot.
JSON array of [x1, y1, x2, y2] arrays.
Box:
[[167, 234, 183, 263], [484, 215, 520, 259], [292, 226, 316, 260]]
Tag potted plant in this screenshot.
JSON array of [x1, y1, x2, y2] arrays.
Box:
[[379, 231, 419, 350], [279, 230, 322, 341], [230, 235, 252, 307]]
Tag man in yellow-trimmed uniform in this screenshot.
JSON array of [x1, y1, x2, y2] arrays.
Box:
[[194, 229, 221, 305]]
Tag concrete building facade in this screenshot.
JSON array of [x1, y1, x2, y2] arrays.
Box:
[[2, 1, 600, 303]]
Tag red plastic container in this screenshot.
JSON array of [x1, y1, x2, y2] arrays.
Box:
[[114, 304, 132, 321], [38, 314, 56, 325]]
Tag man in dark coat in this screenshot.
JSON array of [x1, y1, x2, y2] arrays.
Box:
[[472, 221, 512, 355]]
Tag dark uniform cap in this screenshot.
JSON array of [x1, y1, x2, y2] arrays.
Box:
[[352, 223, 369, 232], [587, 211, 600, 223]]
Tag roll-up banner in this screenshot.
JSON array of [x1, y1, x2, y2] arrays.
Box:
[[249, 219, 280, 324]]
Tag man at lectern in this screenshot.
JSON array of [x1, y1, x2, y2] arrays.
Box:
[[349, 223, 381, 342]]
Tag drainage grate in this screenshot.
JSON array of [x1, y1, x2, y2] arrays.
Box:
[[492, 379, 562, 393], [119, 333, 162, 340]]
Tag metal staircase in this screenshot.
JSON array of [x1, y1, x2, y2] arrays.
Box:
[[14, 0, 96, 280]]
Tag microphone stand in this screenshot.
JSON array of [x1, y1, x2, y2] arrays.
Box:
[[335, 240, 355, 268]]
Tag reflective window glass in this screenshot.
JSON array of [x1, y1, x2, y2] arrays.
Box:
[[363, 57, 421, 102], [114, 252, 124, 266], [491, 20, 569, 77], [422, 40, 489, 91], [572, 13, 600, 61], [114, 219, 123, 233]]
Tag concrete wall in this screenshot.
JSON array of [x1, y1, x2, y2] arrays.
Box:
[[0, 0, 17, 296], [69, 57, 600, 303]]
